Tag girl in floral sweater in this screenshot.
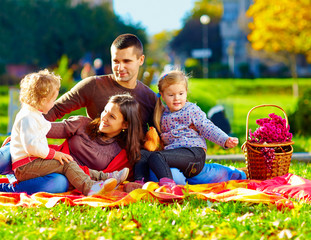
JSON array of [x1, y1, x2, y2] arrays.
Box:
[[135, 70, 241, 185]]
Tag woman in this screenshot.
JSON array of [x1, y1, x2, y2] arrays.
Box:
[[0, 93, 144, 194]]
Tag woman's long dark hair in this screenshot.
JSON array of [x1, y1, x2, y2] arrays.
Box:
[[85, 93, 144, 165]]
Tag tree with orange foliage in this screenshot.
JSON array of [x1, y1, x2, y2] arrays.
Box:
[[246, 0, 311, 96]]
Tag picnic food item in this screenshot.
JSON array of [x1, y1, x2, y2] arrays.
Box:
[[143, 126, 163, 151], [242, 104, 294, 180]]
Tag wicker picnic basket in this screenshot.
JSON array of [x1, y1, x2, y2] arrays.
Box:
[[241, 104, 294, 180]]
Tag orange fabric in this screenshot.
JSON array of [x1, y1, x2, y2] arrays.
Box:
[[3, 174, 311, 209], [1, 138, 309, 209]]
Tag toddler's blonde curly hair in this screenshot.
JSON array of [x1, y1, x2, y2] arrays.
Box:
[[19, 69, 61, 108]]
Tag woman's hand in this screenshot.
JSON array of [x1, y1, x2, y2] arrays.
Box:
[[54, 151, 73, 165], [225, 137, 239, 148]]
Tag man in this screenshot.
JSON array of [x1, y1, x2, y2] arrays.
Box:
[[45, 34, 157, 132]]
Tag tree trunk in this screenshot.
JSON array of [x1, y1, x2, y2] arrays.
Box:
[[289, 53, 299, 97]]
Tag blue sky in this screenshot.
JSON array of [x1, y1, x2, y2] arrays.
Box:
[[113, 0, 197, 35]]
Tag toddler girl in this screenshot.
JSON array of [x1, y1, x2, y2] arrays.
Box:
[[136, 70, 239, 184], [10, 69, 127, 196]]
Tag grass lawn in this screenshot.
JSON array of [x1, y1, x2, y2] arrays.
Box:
[[0, 79, 311, 239], [1, 160, 311, 239]]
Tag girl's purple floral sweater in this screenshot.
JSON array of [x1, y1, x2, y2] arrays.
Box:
[[160, 102, 229, 150]]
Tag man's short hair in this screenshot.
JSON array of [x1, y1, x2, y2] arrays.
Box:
[[112, 34, 143, 56]]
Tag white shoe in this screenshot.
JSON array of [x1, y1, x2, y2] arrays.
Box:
[[108, 168, 129, 185], [88, 178, 117, 196]]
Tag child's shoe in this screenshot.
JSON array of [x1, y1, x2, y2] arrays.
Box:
[[107, 168, 129, 186], [159, 177, 176, 188], [88, 178, 117, 196]]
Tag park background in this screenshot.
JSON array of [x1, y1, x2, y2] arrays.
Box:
[[0, 0, 310, 153], [1, 1, 311, 239]]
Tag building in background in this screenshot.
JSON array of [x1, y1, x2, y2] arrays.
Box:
[[220, 0, 256, 77]]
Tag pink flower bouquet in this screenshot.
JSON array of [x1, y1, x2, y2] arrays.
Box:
[[248, 113, 293, 171], [249, 113, 293, 144]]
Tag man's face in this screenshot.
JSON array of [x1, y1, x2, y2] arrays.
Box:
[[111, 46, 144, 88]]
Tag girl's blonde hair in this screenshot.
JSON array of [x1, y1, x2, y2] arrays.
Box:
[[154, 70, 189, 133], [19, 69, 61, 108]]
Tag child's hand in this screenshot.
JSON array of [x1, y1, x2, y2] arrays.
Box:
[[54, 151, 73, 165], [225, 137, 239, 148]]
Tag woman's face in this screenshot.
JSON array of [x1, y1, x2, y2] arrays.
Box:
[[99, 102, 127, 138]]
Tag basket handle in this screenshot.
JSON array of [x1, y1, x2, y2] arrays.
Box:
[[245, 104, 289, 141]]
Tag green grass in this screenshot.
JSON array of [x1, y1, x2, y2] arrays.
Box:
[[1, 201, 310, 239], [1, 160, 311, 239]]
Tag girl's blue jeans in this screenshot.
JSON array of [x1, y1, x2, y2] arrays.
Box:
[[0, 142, 69, 194]]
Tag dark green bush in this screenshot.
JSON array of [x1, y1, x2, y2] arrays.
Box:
[[238, 62, 253, 78], [289, 88, 311, 135]]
